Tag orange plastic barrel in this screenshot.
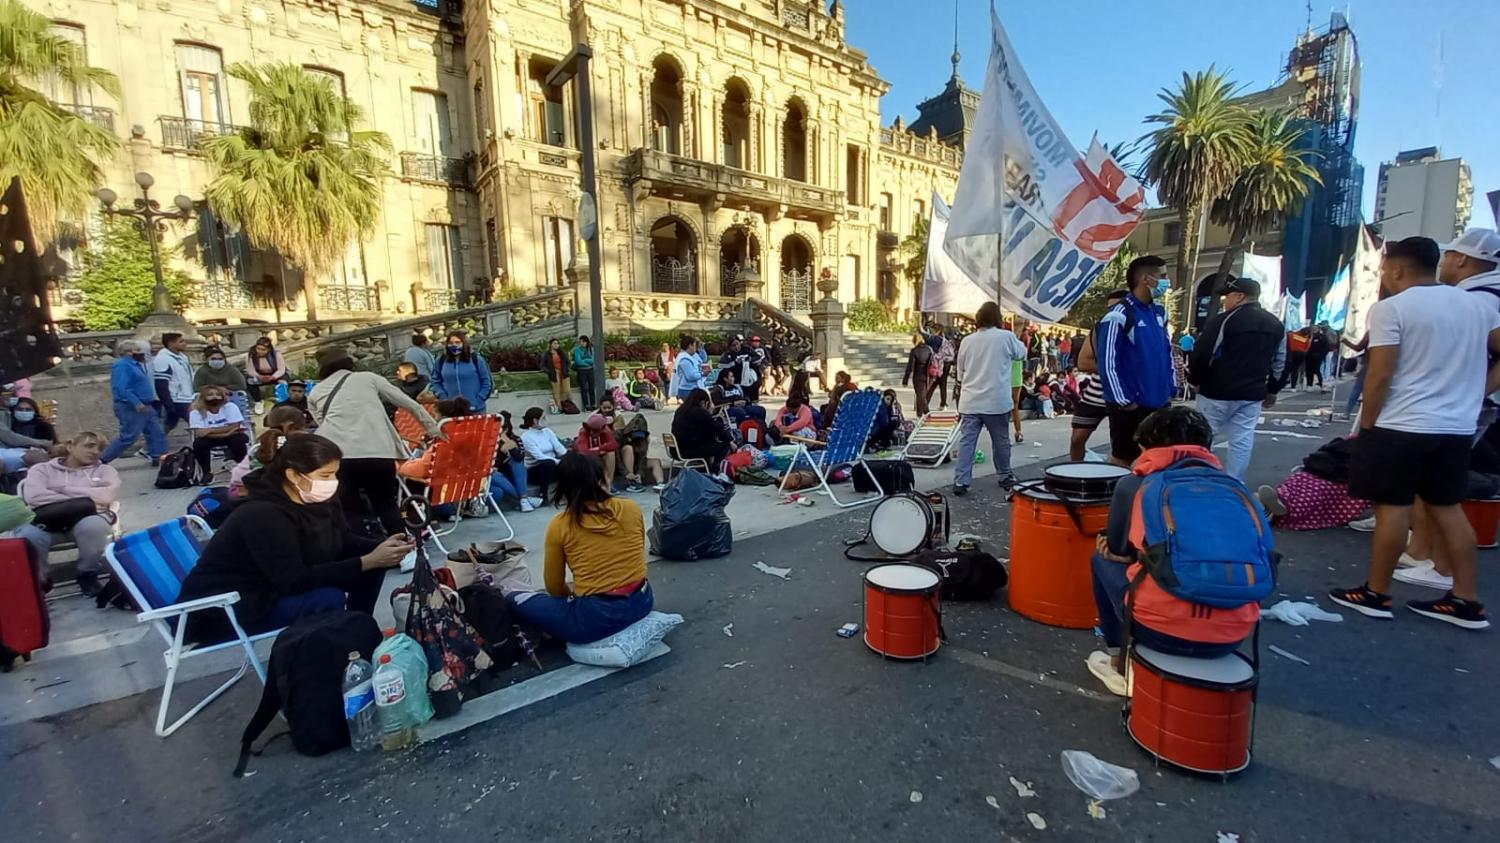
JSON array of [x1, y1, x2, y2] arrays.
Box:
[[1008, 483, 1106, 628], [1461, 500, 1500, 549], [1127, 646, 1256, 775]]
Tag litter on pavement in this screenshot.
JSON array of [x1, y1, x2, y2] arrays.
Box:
[[722, 623, 734, 638], [909, 790, 923, 803], [1026, 812, 1047, 830], [721, 661, 747, 670], [1009, 776, 1036, 797], [1061, 750, 1140, 800], [1264, 600, 1344, 626], [984, 795, 1001, 810], [752, 561, 792, 579], [1087, 800, 1107, 819], [1269, 644, 1311, 665]]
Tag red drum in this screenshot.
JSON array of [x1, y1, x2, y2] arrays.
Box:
[[1126, 646, 1257, 776], [863, 564, 941, 660]]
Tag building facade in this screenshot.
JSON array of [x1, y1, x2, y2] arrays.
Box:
[[30, 0, 963, 331], [1373, 147, 1474, 243]]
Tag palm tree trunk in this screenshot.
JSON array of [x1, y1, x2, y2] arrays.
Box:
[[1174, 203, 1197, 326], [303, 275, 320, 322]]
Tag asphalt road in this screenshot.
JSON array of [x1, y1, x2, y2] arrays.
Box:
[[4, 392, 1498, 842]]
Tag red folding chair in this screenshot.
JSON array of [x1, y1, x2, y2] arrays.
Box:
[[393, 408, 429, 457], [402, 414, 511, 551]]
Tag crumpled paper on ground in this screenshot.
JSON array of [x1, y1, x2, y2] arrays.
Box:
[[1264, 600, 1344, 626]]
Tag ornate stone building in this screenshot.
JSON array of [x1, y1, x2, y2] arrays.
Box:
[[32, 0, 964, 330]]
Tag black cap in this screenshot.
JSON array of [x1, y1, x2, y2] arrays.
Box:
[[1221, 276, 1260, 299]]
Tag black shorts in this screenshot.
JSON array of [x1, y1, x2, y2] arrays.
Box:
[[1072, 400, 1107, 431], [1348, 426, 1471, 507], [1106, 404, 1156, 462]]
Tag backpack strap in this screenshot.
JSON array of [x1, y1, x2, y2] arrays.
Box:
[[233, 677, 283, 777]]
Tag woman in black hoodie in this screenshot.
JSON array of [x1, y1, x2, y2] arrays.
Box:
[[176, 434, 412, 643]]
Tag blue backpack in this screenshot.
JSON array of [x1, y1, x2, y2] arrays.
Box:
[[1133, 462, 1276, 609]]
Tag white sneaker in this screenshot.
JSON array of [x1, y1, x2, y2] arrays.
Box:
[[1393, 562, 1454, 591], [1348, 515, 1377, 532], [1086, 650, 1129, 697], [519, 499, 536, 513], [525, 496, 545, 508], [1397, 552, 1431, 569]]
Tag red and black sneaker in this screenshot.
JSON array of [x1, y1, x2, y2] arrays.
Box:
[[1408, 593, 1490, 630], [1329, 584, 1393, 619]]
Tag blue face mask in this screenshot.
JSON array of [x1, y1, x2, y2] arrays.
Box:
[[447, 344, 463, 355], [12, 410, 34, 422], [1154, 276, 1171, 298]]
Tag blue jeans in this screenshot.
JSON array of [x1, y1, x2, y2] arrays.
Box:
[[953, 412, 1013, 488], [101, 400, 168, 463], [262, 587, 348, 630], [490, 459, 530, 502], [1195, 396, 1262, 481], [1090, 553, 1238, 657], [1344, 365, 1366, 415], [509, 582, 654, 644], [728, 405, 767, 425]]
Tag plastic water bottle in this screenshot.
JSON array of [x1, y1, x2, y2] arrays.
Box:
[[975, 450, 986, 464], [373, 654, 417, 751], [341, 652, 379, 752]]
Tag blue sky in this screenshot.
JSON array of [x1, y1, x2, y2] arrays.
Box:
[[846, 0, 1498, 224]]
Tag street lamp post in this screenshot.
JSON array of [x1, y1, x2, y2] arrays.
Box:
[[547, 46, 607, 405], [97, 172, 197, 337]]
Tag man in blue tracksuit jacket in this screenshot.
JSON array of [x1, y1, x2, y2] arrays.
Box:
[[1095, 254, 1176, 465]]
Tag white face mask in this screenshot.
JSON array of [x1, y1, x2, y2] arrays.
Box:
[[295, 474, 339, 503], [208, 359, 226, 370]]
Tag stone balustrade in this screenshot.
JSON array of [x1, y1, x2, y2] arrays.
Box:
[[746, 297, 814, 358]]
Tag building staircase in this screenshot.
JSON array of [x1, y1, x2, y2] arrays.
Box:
[[842, 331, 915, 389]]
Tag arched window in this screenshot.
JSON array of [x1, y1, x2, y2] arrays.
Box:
[[783, 99, 808, 182], [780, 234, 813, 311], [723, 78, 752, 169], [649, 57, 683, 155], [650, 217, 698, 294]]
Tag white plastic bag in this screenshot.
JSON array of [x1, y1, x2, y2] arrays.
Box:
[[566, 611, 684, 667], [1264, 600, 1344, 626], [1061, 750, 1140, 800]]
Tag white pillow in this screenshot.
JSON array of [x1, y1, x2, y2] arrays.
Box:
[[566, 612, 684, 668]]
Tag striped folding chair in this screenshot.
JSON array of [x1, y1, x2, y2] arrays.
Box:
[[104, 516, 278, 737], [902, 410, 961, 467], [403, 414, 512, 552], [393, 407, 429, 456], [778, 388, 884, 508]]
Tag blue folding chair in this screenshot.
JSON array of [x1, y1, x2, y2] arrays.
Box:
[[778, 388, 884, 508], [105, 516, 279, 737]]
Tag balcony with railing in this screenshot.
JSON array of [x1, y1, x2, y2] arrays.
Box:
[[160, 116, 240, 151], [320, 285, 380, 312], [400, 152, 469, 188], [197, 279, 271, 311], [424, 288, 459, 312], [623, 148, 841, 224], [55, 102, 115, 133]]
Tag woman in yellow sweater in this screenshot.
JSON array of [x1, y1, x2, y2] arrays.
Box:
[[507, 452, 653, 643]]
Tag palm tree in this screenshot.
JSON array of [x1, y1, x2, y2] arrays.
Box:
[[900, 214, 931, 307], [0, 0, 120, 244], [1208, 110, 1322, 291], [1142, 67, 1252, 323], [201, 62, 390, 321]]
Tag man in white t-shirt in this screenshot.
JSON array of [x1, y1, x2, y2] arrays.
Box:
[[189, 384, 251, 480], [1331, 237, 1500, 630], [952, 301, 1028, 496]]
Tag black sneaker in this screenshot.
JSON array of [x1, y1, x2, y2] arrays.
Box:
[[953, 485, 969, 497], [1407, 593, 1490, 630], [1329, 584, 1394, 619], [75, 572, 103, 598]]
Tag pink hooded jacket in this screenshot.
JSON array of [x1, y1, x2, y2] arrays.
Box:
[[22, 459, 121, 508]]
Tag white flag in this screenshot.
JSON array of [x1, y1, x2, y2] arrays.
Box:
[[943, 4, 1145, 323], [920, 192, 990, 315]]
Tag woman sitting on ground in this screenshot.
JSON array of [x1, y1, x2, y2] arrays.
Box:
[[176, 434, 413, 643], [491, 410, 545, 513], [711, 368, 766, 426], [626, 368, 659, 410], [672, 387, 731, 465], [189, 385, 251, 480], [770, 394, 815, 444], [192, 346, 248, 394], [16, 432, 120, 595], [869, 389, 905, 450], [1086, 406, 1259, 696], [9, 398, 55, 444], [506, 452, 653, 644], [519, 406, 569, 500]]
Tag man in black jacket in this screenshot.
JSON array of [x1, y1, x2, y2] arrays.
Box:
[[1187, 277, 1286, 480]]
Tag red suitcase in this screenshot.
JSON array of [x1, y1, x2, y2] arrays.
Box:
[[0, 537, 48, 670]]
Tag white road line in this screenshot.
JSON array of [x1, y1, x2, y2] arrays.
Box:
[[944, 645, 1115, 702]]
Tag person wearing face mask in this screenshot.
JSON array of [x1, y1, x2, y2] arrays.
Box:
[[175, 434, 413, 644], [189, 385, 251, 479], [430, 330, 493, 412], [7, 398, 55, 444], [101, 339, 169, 465], [151, 332, 195, 433], [1095, 255, 1177, 466], [191, 346, 249, 394]]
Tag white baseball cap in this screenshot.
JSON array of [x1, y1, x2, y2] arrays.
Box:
[[1441, 228, 1500, 264]]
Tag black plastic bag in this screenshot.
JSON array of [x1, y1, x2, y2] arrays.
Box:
[[649, 470, 734, 560]]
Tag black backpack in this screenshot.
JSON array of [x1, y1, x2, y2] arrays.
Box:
[[233, 611, 382, 776], [853, 460, 915, 494], [912, 548, 1008, 601], [457, 583, 537, 670], [559, 399, 581, 415], [155, 447, 204, 489]]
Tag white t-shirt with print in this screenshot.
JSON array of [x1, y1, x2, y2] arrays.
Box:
[[190, 402, 245, 430], [1367, 283, 1500, 435]]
